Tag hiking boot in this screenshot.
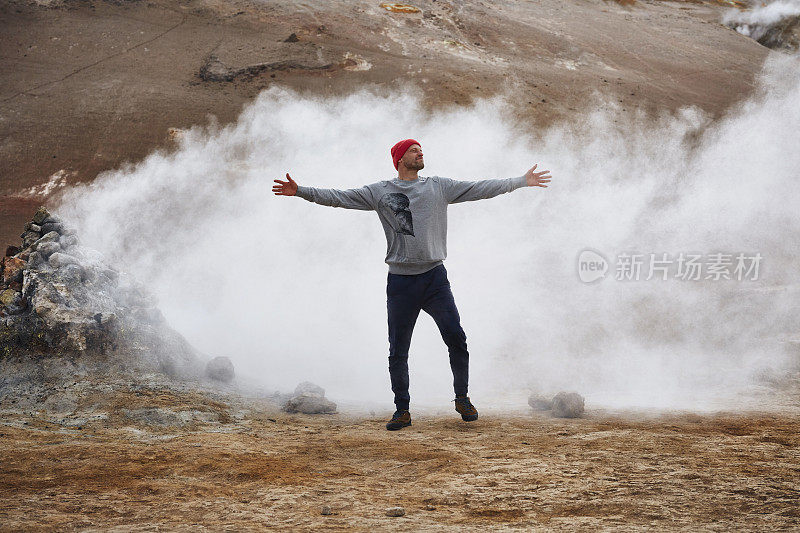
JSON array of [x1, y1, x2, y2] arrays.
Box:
[[454, 396, 478, 421], [386, 409, 411, 431]]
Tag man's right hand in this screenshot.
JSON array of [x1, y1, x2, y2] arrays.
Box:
[[273, 173, 298, 196]]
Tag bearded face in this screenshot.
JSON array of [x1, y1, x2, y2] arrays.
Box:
[[400, 144, 424, 171]]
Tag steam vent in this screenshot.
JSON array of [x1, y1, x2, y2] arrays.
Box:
[[0, 206, 201, 377]]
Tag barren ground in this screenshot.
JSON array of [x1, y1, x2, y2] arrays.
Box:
[[2, 389, 799, 531]]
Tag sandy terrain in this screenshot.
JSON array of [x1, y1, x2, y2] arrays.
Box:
[[0, 0, 768, 246], [2, 387, 799, 531]]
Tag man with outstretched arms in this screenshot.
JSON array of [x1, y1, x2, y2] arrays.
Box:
[[273, 139, 552, 431]]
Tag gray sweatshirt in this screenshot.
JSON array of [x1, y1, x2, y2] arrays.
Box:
[[296, 175, 528, 275]]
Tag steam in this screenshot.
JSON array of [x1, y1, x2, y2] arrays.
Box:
[[723, 0, 800, 42], [57, 53, 800, 412]]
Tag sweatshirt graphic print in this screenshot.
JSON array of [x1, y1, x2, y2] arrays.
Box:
[[296, 175, 527, 275]]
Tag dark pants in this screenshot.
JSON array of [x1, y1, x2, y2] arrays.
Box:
[[387, 264, 469, 411]]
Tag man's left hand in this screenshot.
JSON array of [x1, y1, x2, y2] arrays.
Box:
[[525, 164, 552, 187]]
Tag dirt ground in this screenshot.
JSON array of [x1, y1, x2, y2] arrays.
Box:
[[1, 391, 799, 531]]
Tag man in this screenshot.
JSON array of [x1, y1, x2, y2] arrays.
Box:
[[273, 139, 552, 431]]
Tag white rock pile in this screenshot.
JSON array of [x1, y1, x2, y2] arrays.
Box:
[[0, 207, 202, 379]]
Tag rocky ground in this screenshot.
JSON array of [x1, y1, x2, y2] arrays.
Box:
[[2, 392, 799, 531]]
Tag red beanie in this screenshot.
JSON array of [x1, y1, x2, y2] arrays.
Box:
[[390, 139, 421, 170]]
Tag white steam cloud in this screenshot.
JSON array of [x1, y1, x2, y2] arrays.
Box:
[[57, 54, 800, 413], [723, 0, 800, 41]]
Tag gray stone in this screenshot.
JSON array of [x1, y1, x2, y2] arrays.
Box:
[[37, 241, 61, 258], [122, 407, 186, 427], [21, 231, 40, 248], [42, 215, 62, 225], [27, 251, 43, 268], [57, 264, 84, 284], [33, 231, 60, 248], [48, 252, 79, 268], [40, 222, 63, 235], [385, 507, 406, 517], [32, 207, 50, 224], [29, 224, 41, 233], [294, 381, 325, 397], [551, 392, 585, 418], [205, 356, 235, 382], [528, 394, 553, 411], [283, 393, 337, 414], [321, 506, 332, 516], [59, 234, 78, 248]]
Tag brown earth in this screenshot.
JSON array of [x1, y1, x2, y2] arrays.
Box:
[[1, 397, 799, 531], [0, 0, 769, 246]]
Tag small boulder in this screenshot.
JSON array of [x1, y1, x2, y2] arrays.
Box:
[[528, 393, 553, 411], [294, 381, 325, 397], [283, 393, 337, 414], [59, 234, 78, 248], [33, 231, 60, 248], [551, 392, 585, 418], [37, 241, 61, 259], [48, 252, 79, 268], [385, 507, 406, 517], [205, 356, 235, 382], [5, 246, 20, 257], [32, 206, 50, 224], [57, 264, 84, 284], [0, 288, 18, 306], [21, 231, 40, 248], [40, 222, 63, 235], [1, 257, 26, 284], [27, 251, 43, 268]]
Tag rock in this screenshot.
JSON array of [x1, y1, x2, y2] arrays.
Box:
[[385, 507, 406, 517], [21, 231, 39, 248], [29, 224, 42, 233], [40, 222, 63, 235], [27, 251, 43, 268], [528, 393, 553, 411], [36, 241, 61, 259], [57, 264, 84, 284], [0, 288, 18, 306], [294, 381, 325, 397], [42, 215, 62, 225], [32, 206, 50, 224], [5, 246, 20, 257], [282, 393, 337, 414], [59, 234, 78, 248], [284, 32, 299, 42], [48, 252, 79, 268], [205, 356, 235, 382], [551, 392, 585, 418], [2, 257, 26, 284], [121, 407, 185, 427], [320, 506, 332, 515], [33, 231, 60, 248]]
